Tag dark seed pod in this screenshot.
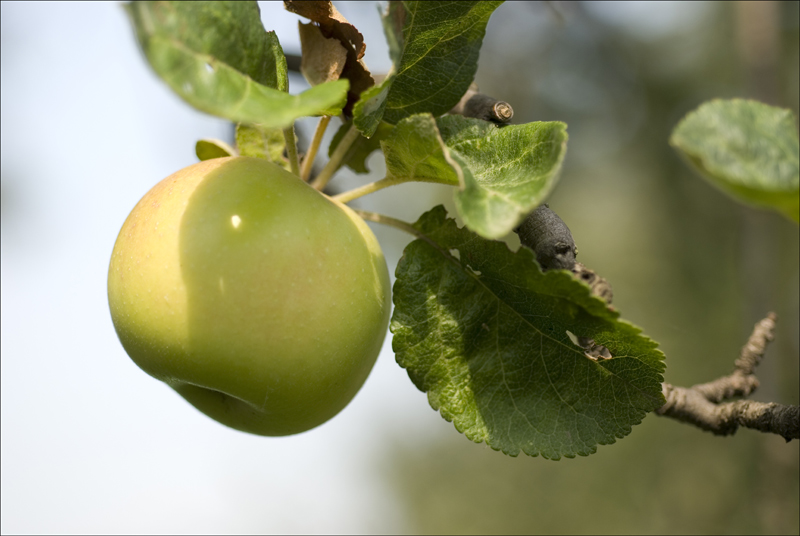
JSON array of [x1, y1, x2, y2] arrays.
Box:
[[514, 204, 577, 271]]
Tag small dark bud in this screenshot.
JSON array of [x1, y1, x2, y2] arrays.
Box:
[[514, 204, 577, 271]]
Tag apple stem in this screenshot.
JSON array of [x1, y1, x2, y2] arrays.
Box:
[[283, 125, 301, 176], [300, 115, 332, 182], [351, 209, 423, 239], [310, 124, 360, 191], [331, 177, 399, 204]]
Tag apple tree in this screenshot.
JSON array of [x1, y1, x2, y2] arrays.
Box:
[[110, 0, 799, 459]]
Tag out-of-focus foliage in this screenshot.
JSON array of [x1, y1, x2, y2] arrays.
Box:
[[671, 99, 799, 223], [383, 417, 799, 534]]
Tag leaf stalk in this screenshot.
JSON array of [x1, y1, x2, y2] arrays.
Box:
[[350, 209, 423, 239], [331, 176, 400, 204], [283, 125, 301, 176], [310, 123, 360, 190], [301, 115, 332, 182]]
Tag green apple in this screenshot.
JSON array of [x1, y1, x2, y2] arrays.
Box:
[[108, 156, 391, 436]]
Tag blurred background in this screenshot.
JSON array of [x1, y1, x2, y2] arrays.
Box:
[[2, 1, 798, 534]]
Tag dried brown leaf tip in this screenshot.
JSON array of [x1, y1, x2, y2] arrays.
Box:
[[572, 262, 613, 305], [284, 0, 374, 115], [298, 22, 347, 86]]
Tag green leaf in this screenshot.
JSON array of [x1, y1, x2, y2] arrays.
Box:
[[375, 115, 568, 238], [195, 139, 235, 161], [353, 1, 503, 137], [440, 116, 568, 239], [391, 206, 666, 460], [670, 99, 800, 223], [382, 114, 460, 185], [126, 1, 348, 128], [328, 120, 395, 174], [235, 124, 289, 170]]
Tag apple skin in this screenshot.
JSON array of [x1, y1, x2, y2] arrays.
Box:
[[108, 157, 391, 436]]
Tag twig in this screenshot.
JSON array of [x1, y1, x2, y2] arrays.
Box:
[[519, 205, 796, 440], [656, 313, 799, 441], [450, 82, 513, 123]]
